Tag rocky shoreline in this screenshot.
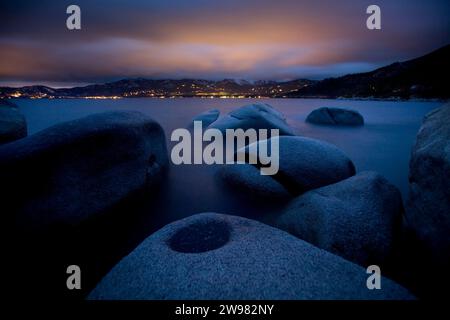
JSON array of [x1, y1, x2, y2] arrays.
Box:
[[3, 100, 449, 299]]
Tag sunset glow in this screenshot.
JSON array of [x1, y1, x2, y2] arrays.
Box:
[[1, 0, 449, 86]]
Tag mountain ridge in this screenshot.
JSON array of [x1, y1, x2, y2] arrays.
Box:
[[1, 45, 448, 100], [0, 78, 315, 99], [284, 44, 449, 99]]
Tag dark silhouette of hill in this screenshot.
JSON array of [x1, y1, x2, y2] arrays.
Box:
[[284, 45, 449, 99]]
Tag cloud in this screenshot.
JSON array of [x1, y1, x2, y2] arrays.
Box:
[[1, 0, 449, 85]]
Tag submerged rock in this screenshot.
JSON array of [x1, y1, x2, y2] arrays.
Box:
[[0, 111, 168, 230], [190, 109, 220, 128], [209, 103, 295, 135], [406, 104, 450, 265], [306, 107, 364, 126], [0, 100, 27, 145], [272, 171, 404, 267], [88, 213, 414, 300], [219, 136, 355, 198]]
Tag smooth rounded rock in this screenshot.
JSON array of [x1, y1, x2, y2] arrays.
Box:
[[306, 107, 364, 126], [190, 109, 220, 128], [88, 213, 414, 300], [272, 171, 404, 266], [0, 111, 168, 230], [209, 103, 295, 135], [220, 136, 355, 198], [406, 104, 450, 265]]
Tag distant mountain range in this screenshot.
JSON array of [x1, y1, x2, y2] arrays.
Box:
[[1, 45, 448, 100], [0, 79, 314, 99]]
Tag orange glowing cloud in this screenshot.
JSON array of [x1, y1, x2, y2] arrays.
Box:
[[0, 0, 449, 85]]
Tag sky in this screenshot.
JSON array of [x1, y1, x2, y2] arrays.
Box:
[[0, 0, 449, 87]]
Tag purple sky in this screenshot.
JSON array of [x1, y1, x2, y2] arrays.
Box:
[[0, 0, 449, 87]]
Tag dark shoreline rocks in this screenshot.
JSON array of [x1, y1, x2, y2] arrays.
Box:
[[406, 103, 450, 266], [0, 111, 168, 231], [209, 103, 295, 135], [0, 99, 27, 145], [219, 136, 355, 198], [88, 212, 414, 300], [306, 107, 364, 126], [271, 171, 404, 267]]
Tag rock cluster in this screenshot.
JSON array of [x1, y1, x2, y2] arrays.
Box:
[[7, 102, 434, 300], [219, 136, 356, 198]]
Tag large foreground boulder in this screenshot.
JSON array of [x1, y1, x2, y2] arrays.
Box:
[[271, 172, 404, 267], [88, 213, 413, 300], [209, 103, 295, 135], [0, 111, 168, 230], [306, 107, 364, 126], [0, 100, 27, 145], [406, 104, 450, 265], [219, 136, 355, 198]]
